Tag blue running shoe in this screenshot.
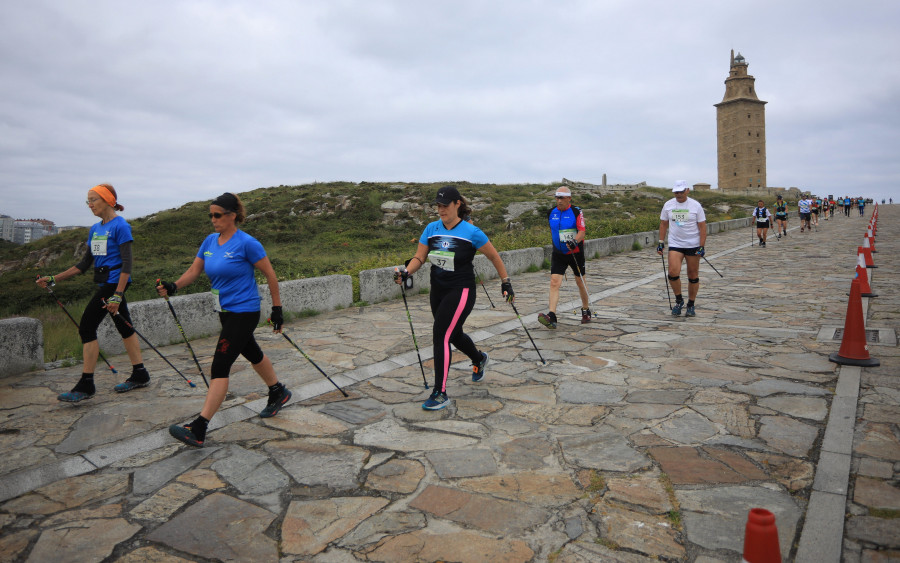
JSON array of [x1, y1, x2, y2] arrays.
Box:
[[57, 390, 94, 403], [685, 304, 696, 317], [671, 302, 684, 317], [114, 379, 150, 393], [169, 424, 204, 447], [472, 352, 489, 382], [422, 391, 449, 410], [260, 385, 292, 418]]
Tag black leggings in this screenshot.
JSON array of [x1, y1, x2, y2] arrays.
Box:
[[80, 283, 134, 343], [430, 285, 479, 393], [211, 311, 264, 379]]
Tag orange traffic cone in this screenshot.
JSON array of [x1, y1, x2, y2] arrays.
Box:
[[855, 254, 877, 298], [867, 235, 876, 253], [859, 246, 876, 268], [742, 508, 781, 563], [830, 278, 880, 367]]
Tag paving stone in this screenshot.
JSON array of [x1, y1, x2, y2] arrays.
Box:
[[564, 515, 584, 539], [409, 484, 550, 535], [265, 439, 368, 489], [692, 388, 749, 404], [353, 418, 477, 452], [746, 451, 814, 491], [210, 444, 290, 495], [412, 419, 489, 438], [148, 492, 277, 560], [605, 473, 672, 513], [625, 390, 691, 404], [425, 449, 498, 479], [557, 381, 625, 404], [175, 468, 225, 490], [364, 459, 425, 493], [133, 447, 216, 495], [846, 516, 900, 548], [129, 482, 201, 521], [693, 403, 755, 438], [361, 528, 534, 562], [507, 404, 608, 426], [2, 473, 128, 515], [765, 352, 837, 373], [662, 358, 757, 383], [651, 410, 718, 444], [336, 510, 427, 549], [648, 446, 743, 485], [54, 408, 155, 454], [455, 397, 504, 419], [594, 503, 685, 560], [457, 472, 580, 506], [556, 540, 657, 562], [854, 477, 900, 510], [863, 404, 900, 424], [41, 503, 122, 527], [676, 485, 801, 559], [758, 415, 819, 457], [27, 518, 140, 563], [0, 529, 37, 562], [702, 447, 768, 480], [856, 423, 900, 462], [496, 435, 556, 470], [728, 379, 830, 397], [488, 384, 557, 405], [115, 546, 194, 562], [206, 420, 288, 443], [858, 458, 894, 479], [558, 430, 652, 472], [281, 496, 389, 556], [318, 398, 387, 424]]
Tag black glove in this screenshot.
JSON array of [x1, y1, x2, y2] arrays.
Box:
[[501, 280, 514, 302], [697, 246, 706, 257], [158, 280, 177, 296], [393, 267, 409, 284], [656, 241, 665, 253], [269, 306, 283, 331], [565, 240, 578, 251]]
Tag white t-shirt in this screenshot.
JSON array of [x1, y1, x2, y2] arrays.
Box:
[[661, 197, 706, 248]]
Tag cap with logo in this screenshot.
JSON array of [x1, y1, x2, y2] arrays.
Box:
[[433, 186, 462, 205], [672, 180, 688, 193]]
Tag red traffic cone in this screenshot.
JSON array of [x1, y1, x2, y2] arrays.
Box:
[[830, 278, 880, 367], [867, 235, 876, 253], [859, 246, 876, 268], [855, 254, 877, 298], [742, 508, 781, 563]]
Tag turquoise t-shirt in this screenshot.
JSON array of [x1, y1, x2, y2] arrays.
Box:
[[197, 230, 266, 313], [87, 215, 133, 285], [419, 219, 489, 290]]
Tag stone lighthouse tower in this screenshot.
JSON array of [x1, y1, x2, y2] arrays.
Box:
[[715, 50, 767, 191]]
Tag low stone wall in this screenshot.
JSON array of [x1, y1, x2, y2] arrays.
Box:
[[0, 318, 43, 376]]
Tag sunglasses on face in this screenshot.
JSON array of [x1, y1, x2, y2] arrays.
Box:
[[208, 211, 232, 219], [555, 196, 570, 199]]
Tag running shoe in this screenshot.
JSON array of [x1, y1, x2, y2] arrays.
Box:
[[472, 352, 489, 382], [422, 391, 450, 410], [537, 312, 557, 329], [581, 308, 592, 324], [260, 384, 292, 418], [685, 305, 696, 317], [776, 234, 781, 240], [671, 302, 684, 317], [114, 368, 151, 393], [57, 390, 95, 403], [169, 424, 204, 447], [760, 241, 766, 247]]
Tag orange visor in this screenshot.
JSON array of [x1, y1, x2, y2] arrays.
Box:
[[90, 185, 116, 208]]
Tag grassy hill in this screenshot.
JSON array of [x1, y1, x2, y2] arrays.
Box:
[[1, 180, 768, 361]]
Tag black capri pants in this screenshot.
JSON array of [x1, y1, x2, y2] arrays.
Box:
[[430, 285, 479, 393], [80, 283, 135, 343], [211, 311, 265, 379]]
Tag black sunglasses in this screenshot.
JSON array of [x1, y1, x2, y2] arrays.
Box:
[[208, 211, 233, 219]]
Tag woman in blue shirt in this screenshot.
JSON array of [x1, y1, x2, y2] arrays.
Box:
[[37, 184, 149, 402], [394, 186, 514, 410], [157, 192, 290, 447]]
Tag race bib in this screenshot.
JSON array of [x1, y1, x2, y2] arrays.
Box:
[[211, 288, 222, 312], [559, 228, 577, 243], [91, 234, 108, 256], [428, 250, 455, 271], [671, 209, 689, 225]]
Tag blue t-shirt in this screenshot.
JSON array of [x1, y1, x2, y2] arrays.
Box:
[[419, 219, 489, 290], [548, 206, 584, 254], [197, 230, 267, 313], [87, 216, 133, 285]]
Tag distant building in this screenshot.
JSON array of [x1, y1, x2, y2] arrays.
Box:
[[0, 214, 13, 242], [715, 50, 767, 191], [7, 218, 57, 245]]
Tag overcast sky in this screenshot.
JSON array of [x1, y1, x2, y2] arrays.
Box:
[[2, 1, 899, 226]]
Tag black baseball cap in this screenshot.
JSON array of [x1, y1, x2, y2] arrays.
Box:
[[433, 186, 462, 205]]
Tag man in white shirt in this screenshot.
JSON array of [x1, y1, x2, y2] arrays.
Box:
[[798, 197, 812, 232], [657, 180, 707, 317]]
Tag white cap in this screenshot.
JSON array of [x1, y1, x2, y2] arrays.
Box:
[[673, 180, 688, 192]]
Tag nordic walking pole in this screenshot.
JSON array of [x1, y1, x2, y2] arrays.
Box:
[[475, 267, 496, 308], [396, 269, 429, 388], [701, 255, 724, 278], [276, 326, 348, 397], [660, 252, 672, 309], [36, 276, 117, 374], [157, 279, 208, 388], [508, 299, 546, 365], [103, 300, 196, 388]]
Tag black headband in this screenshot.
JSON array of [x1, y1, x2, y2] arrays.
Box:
[[212, 192, 239, 213]]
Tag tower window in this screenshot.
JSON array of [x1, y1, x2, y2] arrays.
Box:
[[748, 114, 751, 119], [748, 132, 752, 136], [733, 153, 736, 158], [757, 149, 760, 154], [758, 169, 760, 173], [749, 183, 752, 187], [734, 172, 737, 176], [756, 133, 760, 137]]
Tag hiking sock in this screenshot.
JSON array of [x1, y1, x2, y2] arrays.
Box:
[[548, 312, 557, 323], [130, 363, 149, 382], [675, 295, 684, 304], [687, 300, 695, 308], [188, 415, 209, 442], [268, 382, 284, 394], [73, 374, 95, 394]]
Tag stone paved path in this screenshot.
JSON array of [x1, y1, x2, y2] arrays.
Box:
[[1, 205, 897, 562]]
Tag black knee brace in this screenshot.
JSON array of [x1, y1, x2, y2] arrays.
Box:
[[689, 277, 700, 284], [668, 275, 680, 281]]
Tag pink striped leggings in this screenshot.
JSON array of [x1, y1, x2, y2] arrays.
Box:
[[430, 285, 480, 393]]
